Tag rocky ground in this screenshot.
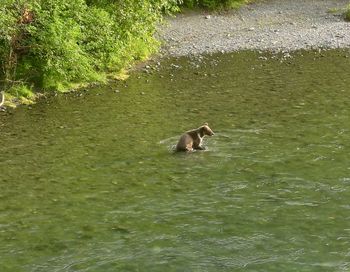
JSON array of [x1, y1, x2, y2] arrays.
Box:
[[158, 0, 350, 56]]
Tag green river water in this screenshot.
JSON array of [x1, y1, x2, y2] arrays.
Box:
[[0, 50, 350, 271]]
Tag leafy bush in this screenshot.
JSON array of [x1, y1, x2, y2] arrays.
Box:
[[0, 0, 248, 99], [0, 0, 176, 94], [7, 83, 34, 99], [181, 0, 249, 9], [345, 4, 350, 21]]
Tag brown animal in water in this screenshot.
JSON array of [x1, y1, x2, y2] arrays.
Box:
[[175, 123, 215, 152]]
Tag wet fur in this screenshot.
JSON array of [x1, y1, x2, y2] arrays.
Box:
[[175, 123, 214, 152]]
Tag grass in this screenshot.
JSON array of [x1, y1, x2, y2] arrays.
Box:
[[344, 4, 350, 21]]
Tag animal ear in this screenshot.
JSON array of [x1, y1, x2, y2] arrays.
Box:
[[204, 122, 208, 126]]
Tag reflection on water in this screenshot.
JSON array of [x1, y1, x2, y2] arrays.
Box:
[[1, 50, 350, 271]]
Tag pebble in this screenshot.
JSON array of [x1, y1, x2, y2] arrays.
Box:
[[171, 64, 180, 69]]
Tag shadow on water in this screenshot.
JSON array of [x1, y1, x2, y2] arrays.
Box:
[[1, 50, 350, 271]]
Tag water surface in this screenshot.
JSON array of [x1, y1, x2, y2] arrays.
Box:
[[1, 50, 350, 271]]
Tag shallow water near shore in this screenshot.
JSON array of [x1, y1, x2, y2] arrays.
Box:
[[1, 50, 350, 271]]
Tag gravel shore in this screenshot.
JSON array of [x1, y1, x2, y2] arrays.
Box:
[[158, 0, 350, 56]]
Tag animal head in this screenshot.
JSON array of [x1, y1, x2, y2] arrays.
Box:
[[199, 123, 215, 136]]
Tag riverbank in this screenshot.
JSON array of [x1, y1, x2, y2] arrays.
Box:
[[1, 0, 349, 110], [158, 0, 350, 56]]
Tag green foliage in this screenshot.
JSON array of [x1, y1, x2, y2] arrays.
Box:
[[29, 0, 101, 89], [7, 83, 34, 99], [0, 0, 249, 99], [181, 0, 248, 9], [345, 4, 350, 21], [0, 0, 175, 94]]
